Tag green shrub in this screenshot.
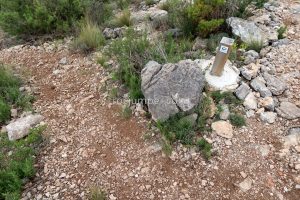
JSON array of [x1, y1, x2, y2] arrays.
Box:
[[0, 99, 10, 124], [186, 0, 226, 37], [0, 64, 33, 124], [0, 0, 87, 36], [197, 138, 212, 159], [73, 21, 105, 53], [145, 0, 156, 6], [157, 113, 195, 145], [198, 19, 224, 38], [277, 26, 287, 39], [86, 0, 114, 27], [0, 126, 44, 199], [229, 114, 246, 127]]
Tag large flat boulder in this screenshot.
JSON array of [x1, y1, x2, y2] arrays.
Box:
[[227, 17, 278, 45], [141, 60, 205, 121]]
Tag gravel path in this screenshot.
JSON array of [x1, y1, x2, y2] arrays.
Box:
[[0, 1, 300, 199]]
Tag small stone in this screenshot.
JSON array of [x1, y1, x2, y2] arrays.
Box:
[[235, 82, 251, 100], [238, 178, 253, 192], [250, 77, 272, 97], [201, 180, 207, 186], [10, 109, 18, 118], [240, 63, 260, 80], [225, 140, 232, 146], [259, 97, 275, 111], [109, 194, 117, 200], [220, 104, 230, 120], [59, 57, 68, 65], [240, 172, 247, 178], [263, 73, 287, 95], [211, 121, 233, 139], [260, 112, 277, 124], [243, 92, 257, 110]]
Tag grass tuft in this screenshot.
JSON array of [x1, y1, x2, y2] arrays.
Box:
[[73, 21, 105, 53], [88, 187, 106, 200], [229, 114, 246, 127], [196, 138, 212, 160]]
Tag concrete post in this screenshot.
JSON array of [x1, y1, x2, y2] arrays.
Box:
[[210, 37, 235, 76]]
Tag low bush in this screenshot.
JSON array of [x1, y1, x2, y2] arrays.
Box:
[[0, 99, 10, 124], [0, 126, 45, 199], [0, 0, 88, 36], [72, 21, 105, 53]]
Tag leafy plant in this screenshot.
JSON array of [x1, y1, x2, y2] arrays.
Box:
[[0, 126, 45, 199]]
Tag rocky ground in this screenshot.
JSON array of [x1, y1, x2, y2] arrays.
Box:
[[0, 0, 300, 200]]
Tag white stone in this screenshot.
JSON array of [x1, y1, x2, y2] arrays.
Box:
[[211, 121, 233, 139], [243, 92, 257, 110], [6, 114, 44, 141]]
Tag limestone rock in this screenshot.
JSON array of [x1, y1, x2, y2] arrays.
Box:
[[149, 9, 168, 28], [211, 121, 233, 139], [260, 112, 277, 123], [141, 60, 205, 121], [235, 82, 251, 100], [6, 114, 44, 141], [276, 102, 300, 119], [263, 73, 287, 95], [227, 17, 277, 45], [240, 63, 260, 80], [244, 50, 260, 65], [243, 92, 257, 110], [259, 97, 275, 111], [219, 104, 230, 120], [59, 57, 68, 65], [238, 178, 253, 192], [250, 77, 272, 97]]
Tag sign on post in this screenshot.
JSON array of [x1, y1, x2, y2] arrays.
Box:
[[210, 37, 235, 76]]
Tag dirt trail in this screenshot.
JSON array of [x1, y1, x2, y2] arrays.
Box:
[[0, 1, 300, 200]]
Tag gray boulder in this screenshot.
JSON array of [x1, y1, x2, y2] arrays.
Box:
[[263, 73, 287, 95], [276, 102, 300, 120], [250, 77, 272, 97], [141, 60, 205, 121], [6, 114, 44, 141]]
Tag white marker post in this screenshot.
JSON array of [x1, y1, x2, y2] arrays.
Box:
[[210, 37, 235, 76]]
